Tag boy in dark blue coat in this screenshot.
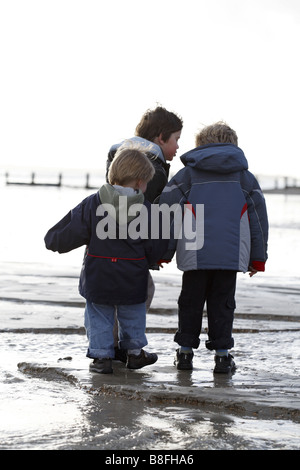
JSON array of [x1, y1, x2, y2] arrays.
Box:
[[45, 143, 168, 373]]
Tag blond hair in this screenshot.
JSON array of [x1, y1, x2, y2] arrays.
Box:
[[195, 121, 238, 147], [108, 141, 155, 186]]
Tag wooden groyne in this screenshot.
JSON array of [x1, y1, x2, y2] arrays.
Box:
[[261, 176, 300, 195], [263, 186, 300, 195], [6, 172, 62, 187], [5, 172, 99, 190], [4, 171, 300, 193]]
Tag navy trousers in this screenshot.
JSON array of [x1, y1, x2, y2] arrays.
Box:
[[175, 270, 237, 350]]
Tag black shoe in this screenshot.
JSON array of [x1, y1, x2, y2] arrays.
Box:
[[214, 354, 236, 374], [114, 347, 127, 363], [126, 349, 158, 369], [89, 358, 113, 374], [174, 348, 193, 370]]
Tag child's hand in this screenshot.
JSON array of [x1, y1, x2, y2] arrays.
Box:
[[157, 259, 171, 268], [248, 266, 258, 277]]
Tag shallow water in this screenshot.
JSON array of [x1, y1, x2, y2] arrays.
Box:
[[1, 181, 300, 450], [1, 331, 300, 450]]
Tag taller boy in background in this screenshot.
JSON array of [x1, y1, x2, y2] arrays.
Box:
[[107, 106, 183, 361], [106, 106, 183, 203], [159, 122, 269, 373]]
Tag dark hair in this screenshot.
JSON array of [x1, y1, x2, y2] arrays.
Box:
[[135, 106, 183, 143]]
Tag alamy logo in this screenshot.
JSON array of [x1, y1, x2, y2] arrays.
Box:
[[96, 197, 204, 250]]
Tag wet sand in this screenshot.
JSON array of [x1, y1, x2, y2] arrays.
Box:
[[1, 261, 300, 450]]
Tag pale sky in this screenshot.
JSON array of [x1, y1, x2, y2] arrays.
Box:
[[1, 0, 300, 178]]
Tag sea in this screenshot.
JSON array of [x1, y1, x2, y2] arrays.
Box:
[[0, 168, 300, 451], [1, 169, 299, 280]]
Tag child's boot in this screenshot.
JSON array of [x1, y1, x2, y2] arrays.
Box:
[[174, 348, 194, 370], [89, 358, 113, 374], [213, 353, 236, 373], [126, 349, 158, 369]]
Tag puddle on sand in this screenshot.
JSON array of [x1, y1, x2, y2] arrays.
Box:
[[1, 332, 300, 450], [0, 374, 88, 450]]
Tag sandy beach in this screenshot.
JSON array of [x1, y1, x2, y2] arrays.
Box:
[[2, 0, 300, 453], [0, 259, 300, 450], [0, 182, 300, 450]]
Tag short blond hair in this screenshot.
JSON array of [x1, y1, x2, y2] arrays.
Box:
[[195, 121, 238, 147], [108, 141, 155, 186]]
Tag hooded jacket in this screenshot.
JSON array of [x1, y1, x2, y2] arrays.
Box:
[[44, 184, 168, 305], [159, 143, 268, 273]]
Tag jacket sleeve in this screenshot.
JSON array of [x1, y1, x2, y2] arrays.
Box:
[[145, 164, 168, 203], [158, 169, 188, 260], [244, 174, 269, 270], [44, 198, 91, 253], [141, 201, 169, 265]]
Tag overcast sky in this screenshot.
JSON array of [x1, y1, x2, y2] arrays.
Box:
[[1, 0, 300, 177]]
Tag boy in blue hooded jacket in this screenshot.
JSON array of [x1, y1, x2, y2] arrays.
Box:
[[159, 122, 269, 373], [45, 143, 168, 374]]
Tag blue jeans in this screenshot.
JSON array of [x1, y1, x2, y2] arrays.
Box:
[[84, 300, 147, 359]]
